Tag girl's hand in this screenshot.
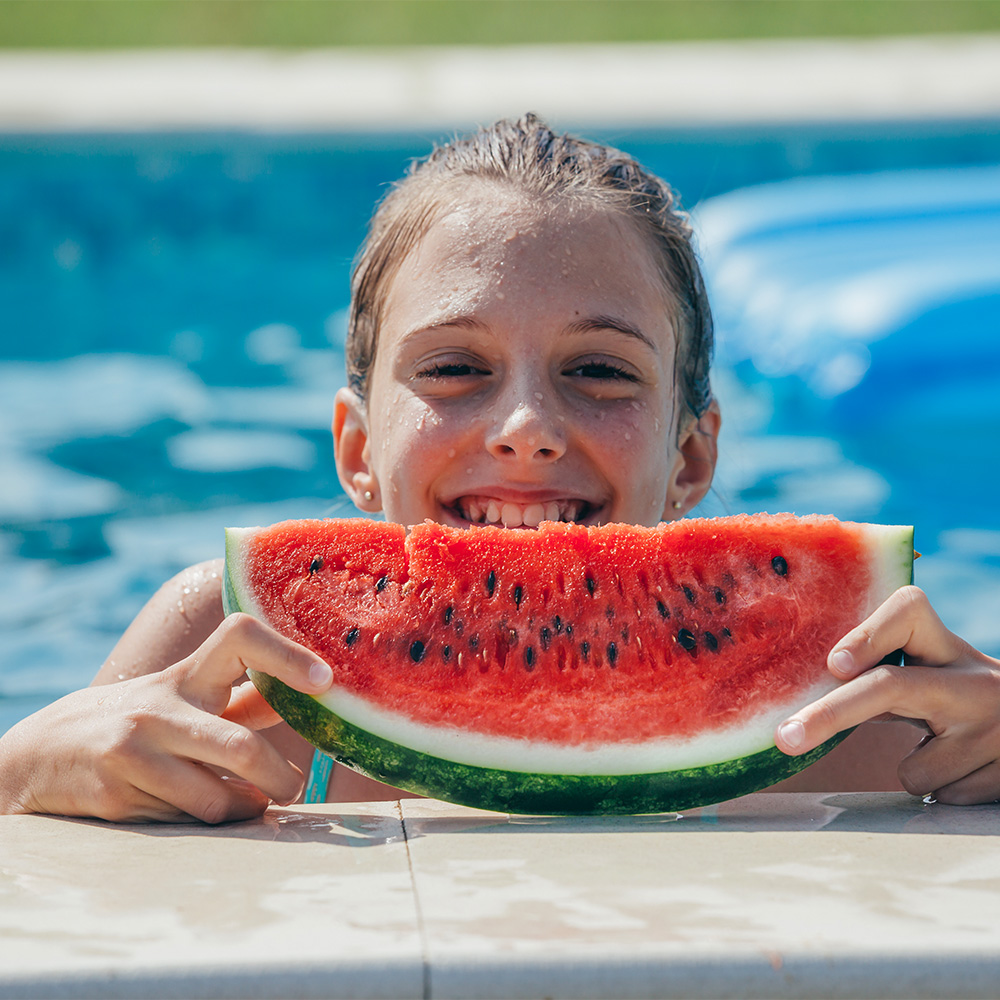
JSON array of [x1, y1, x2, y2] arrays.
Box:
[[0, 614, 332, 823], [775, 586, 1000, 804]]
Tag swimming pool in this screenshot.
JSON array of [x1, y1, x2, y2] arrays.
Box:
[[2, 120, 999, 732]]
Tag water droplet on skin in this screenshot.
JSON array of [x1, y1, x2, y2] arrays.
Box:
[[183, 587, 191, 595], [448, 449, 457, 458], [624, 433, 631, 441], [534, 392, 543, 401], [496, 291, 505, 300]]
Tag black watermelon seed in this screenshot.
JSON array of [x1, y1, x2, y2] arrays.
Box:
[[771, 555, 788, 576], [409, 640, 426, 663], [705, 631, 719, 652], [586, 575, 596, 596], [375, 575, 389, 593], [443, 605, 454, 624], [656, 600, 670, 619], [580, 641, 591, 661], [442, 645, 452, 661], [469, 635, 480, 649], [486, 570, 497, 597], [524, 647, 535, 670], [607, 641, 618, 667], [309, 556, 323, 575], [564, 623, 574, 638], [539, 626, 552, 651], [605, 605, 615, 619], [344, 627, 360, 646], [677, 628, 697, 651], [513, 584, 524, 608], [682, 585, 696, 603], [722, 627, 733, 640], [553, 616, 564, 633], [714, 587, 726, 605]]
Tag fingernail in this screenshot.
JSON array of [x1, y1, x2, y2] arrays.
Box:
[[830, 648, 854, 675], [778, 719, 805, 751], [309, 661, 333, 687]]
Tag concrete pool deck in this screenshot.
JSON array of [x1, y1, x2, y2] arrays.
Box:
[[4, 792, 1000, 1000], [1, 34, 1000, 131]]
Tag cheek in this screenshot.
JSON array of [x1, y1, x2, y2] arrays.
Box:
[[370, 391, 453, 474]]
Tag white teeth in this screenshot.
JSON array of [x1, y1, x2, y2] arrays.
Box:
[[501, 503, 522, 528], [457, 496, 590, 526], [523, 503, 545, 527]]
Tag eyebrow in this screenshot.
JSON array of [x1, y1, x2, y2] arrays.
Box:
[[565, 315, 659, 353], [400, 313, 660, 352]]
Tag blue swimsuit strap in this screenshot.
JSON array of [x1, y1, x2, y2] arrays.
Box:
[[303, 749, 333, 804]]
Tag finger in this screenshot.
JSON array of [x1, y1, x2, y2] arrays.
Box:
[[776, 663, 950, 756], [176, 613, 333, 714], [130, 753, 272, 824], [929, 758, 1000, 806], [827, 586, 968, 680], [897, 721, 1000, 799], [156, 708, 305, 806], [222, 680, 283, 730]]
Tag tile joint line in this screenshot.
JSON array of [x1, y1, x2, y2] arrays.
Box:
[[398, 800, 432, 1000]]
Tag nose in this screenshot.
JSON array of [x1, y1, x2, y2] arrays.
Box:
[[485, 390, 567, 464]]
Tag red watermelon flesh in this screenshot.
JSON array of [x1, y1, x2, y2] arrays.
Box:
[[227, 514, 911, 749]]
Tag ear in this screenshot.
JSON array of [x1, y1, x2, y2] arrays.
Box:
[[662, 400, 721, 520], [333, 386, 382, 512]]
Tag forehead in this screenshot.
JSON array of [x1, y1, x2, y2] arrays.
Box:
[[381, 187, 673, 337]]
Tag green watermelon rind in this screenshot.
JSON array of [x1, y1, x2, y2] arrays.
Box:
[[249, 670, 851, 815]]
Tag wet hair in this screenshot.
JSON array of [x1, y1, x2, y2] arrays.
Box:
[[346, 113, 713, 425]]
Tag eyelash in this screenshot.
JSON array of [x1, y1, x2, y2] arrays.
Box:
[[414, 359, 639, 383], [415, 362, 488, 379], [565, 361, 639, 382]]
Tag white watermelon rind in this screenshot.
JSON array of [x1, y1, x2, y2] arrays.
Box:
[[223, 520, 914, 814]]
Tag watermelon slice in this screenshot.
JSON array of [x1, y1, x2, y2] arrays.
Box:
[[223, 515, 913, 815]]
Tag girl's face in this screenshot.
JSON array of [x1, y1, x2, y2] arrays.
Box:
[[335, 189, 718, 529]]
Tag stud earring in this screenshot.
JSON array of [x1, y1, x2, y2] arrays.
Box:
[[363, 490, 374, 503], [672, 500, 682, 510]]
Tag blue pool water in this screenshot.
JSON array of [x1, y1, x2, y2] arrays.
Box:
[[2, 121, 1000, 732]]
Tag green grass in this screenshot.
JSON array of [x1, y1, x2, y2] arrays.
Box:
[[1, 0, 999, 48]]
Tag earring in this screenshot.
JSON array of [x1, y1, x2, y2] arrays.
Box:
[[363, 490, 374, 503], [672, 500, 682, 510]]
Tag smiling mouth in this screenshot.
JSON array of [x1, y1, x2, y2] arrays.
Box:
[[450, 496, 598, 528]]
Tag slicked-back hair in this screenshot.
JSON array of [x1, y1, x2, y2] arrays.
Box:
[[347, 114, 713, 426]]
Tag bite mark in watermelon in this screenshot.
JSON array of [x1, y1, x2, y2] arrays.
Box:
[[222, 514, 914, 814]]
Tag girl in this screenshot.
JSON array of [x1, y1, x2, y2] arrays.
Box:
[[1, 115, 998, 822]]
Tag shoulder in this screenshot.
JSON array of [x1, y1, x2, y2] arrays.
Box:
[[95, 559, 228, 683]]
